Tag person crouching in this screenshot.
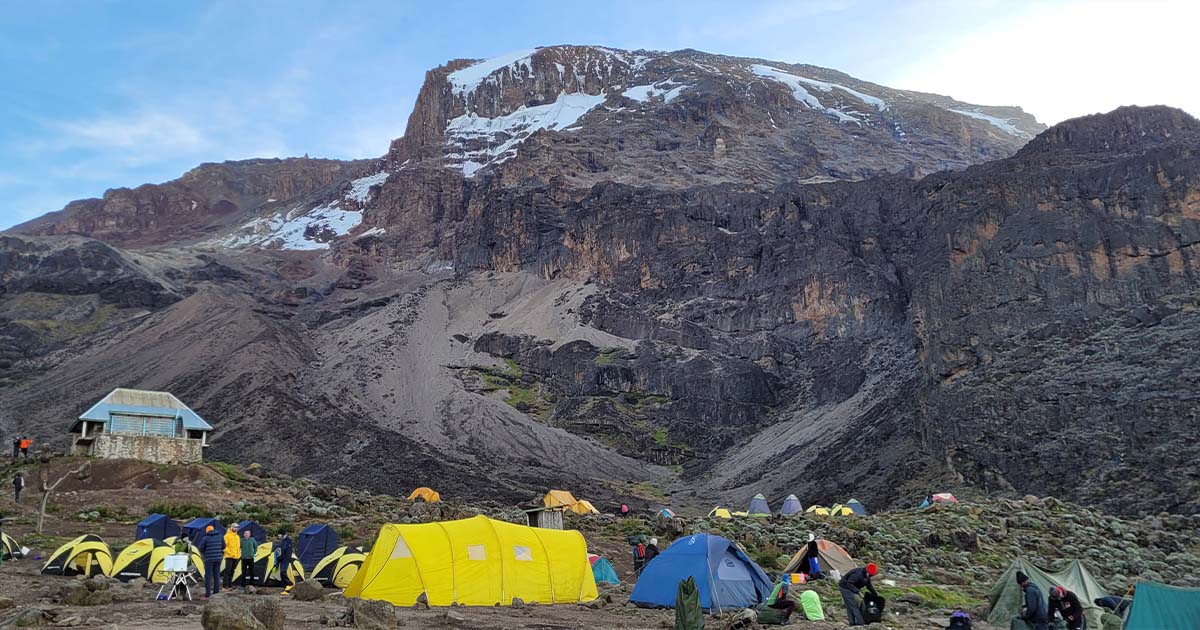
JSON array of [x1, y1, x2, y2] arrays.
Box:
[[838, 562, 879, 626]]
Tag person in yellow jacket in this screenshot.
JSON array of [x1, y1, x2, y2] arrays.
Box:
[[222, 524, 240, 588]]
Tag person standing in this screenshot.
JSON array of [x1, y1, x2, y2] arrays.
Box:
[[198, 525, 224, 598], [838, 563, 880, 626], [1014, 571, 1049, 630], [12, 473, 24, 503], [275, 531, 294, 590], [632, 539, 647, 576], [239, 528, 258, 590], [1049, 585, 1086, 630], [644, 537, 660, 566], [19, 437, 30, 461], [10, 437, 18, 463], [222, 524, 240, 588]]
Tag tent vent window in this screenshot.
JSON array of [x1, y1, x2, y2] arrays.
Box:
[[389, 537, 412, 559], [466, 545, 487, 561], [513, 546, 532, 561]]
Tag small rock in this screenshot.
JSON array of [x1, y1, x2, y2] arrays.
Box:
[[127, 578, 147, 590], [439, 609, 466, 625], [83, 618, 103, 627], [897, 593, 925, 605], [53, 615, 82, 627], [0, 596, 15, 610], [82, 591, 113, 606], [510, 597, 524, 609]]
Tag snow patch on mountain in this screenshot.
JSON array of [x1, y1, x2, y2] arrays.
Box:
[[948, 108, 1033, 139], [346, 172, 390, 203], [622, 81, 688, 103], [218, 202, 363, 250], [448, 48, 539, 96], [753, 65, 864, 123], [445, 91, 607, 176]]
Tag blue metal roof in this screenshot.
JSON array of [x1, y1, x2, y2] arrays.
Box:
[[75, 401, 212, 432]]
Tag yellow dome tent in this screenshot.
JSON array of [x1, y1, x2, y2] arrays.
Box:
[[829, 504, 856, 516], [568, 500, 600, 515], [542, 490, 579, 509], [708, 507, 733, 519], [311, 546, 366, 589], [344, 515, 597, 606], [41, 534, 113, 577], [407, 487, 441, 503], [1, 531, 23, 560], [806, 505, 832, 516], [161, 538, 206, 578]]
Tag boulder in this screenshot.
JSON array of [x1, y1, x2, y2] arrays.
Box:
[[0, 596, 15, 610], [348, 598, 396, 629], [81, 590, 113, 606], [10, 607, 54, 627], [57, 584, 89, 606], [247, 598, 285, 630], [289, 579, 324, 602], [201, 596, 267, 630]]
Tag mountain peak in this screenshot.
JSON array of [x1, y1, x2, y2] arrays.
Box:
[[1020, 105, 1200, 156]]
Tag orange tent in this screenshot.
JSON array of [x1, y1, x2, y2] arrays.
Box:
[[407, 487, 441, 503], [543, 490, 579, 509]]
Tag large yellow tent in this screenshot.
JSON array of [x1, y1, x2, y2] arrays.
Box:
[[344, 515, 597, 606], [542, 490, 579, 509], [407, 487, 442, 503], [828, 504, 856, 516], [568, 500, 600, 515], [806, 505, 832, 516]]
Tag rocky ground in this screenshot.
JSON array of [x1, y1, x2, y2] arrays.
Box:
[[2, 457, 1196, 628]]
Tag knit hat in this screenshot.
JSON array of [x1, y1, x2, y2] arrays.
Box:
[[1016, 571, 1029, 584], [649, 538, 657, 546], [1050, 586, 1064, 598], [205, 525, 214, 532], [866, 563, 878, 576]]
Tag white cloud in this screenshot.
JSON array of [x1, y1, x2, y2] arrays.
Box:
[[888, 0, 1200, 124], [56, 112, 207, 154]]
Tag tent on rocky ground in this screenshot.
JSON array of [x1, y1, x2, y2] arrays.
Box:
[[805, 505, 831, 516], [344, 515, 597, 606], [845, 499, 868, 515], [311, 546, 365, 588], [111, 538, 175, 583], [406, 487, 441, 502], [569, 500, 600, 515], [298, 524, 340, 572], [588, 554, 619, 585], [919, 493, 958, 508], [542, 489, 579, 509], [181, 517, 221, 543], [41, 534, 113, 577], [780, 495, 803, 516], [829, 504, 856, 517], [657, 508, 677, 519], [630, 533, 773, 611], [708, 507, 732, 519], [1123, 580, 1200, 630], [782, 538, 857, 577], [237, 520, 268, 544], [747, 494, 771, 516], [135, 513, 180, 541], [987, 558, 1108, 629], [2, 532, 23, 560], [233, 541, 305, 587]]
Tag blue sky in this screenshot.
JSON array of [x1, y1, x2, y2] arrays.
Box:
[[1, 0, 1195, 229]]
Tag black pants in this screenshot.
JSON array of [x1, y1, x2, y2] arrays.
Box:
[[222, 558, 237, 587], [204, 559, 222, 596], [769, 598, 796, 619], [20, 449, 28, 460], [13, 488, 19, 502], [841, 587, 865, 626], [239, 559, 255, 587]]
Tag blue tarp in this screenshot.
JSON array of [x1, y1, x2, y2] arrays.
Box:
[[631, 533, 772, 611], [592, 557, 619, 585], [237, 521, 268, 543], [182, 517, 222, 543], [135, 514, 180, 541], [297, 524, 339, 571]]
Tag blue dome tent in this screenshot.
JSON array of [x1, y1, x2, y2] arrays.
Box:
[[779, 495, 803, 516], [590, 555, 619, 585], [747, 493, 770, 516], [135, 514, 180, 541], [630, 533, 772, 611], [237, 520, 268, 543], [297, 524, 340, 572], [182, 517, 222, 543]]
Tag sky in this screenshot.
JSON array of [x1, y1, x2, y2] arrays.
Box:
[[1, 0, 1196, 229]]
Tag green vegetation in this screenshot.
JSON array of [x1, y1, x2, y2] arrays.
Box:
[[629, 481, 667, 502], [148, 501, 209, 520], [652, 427, 668, 445], [877, 584, 985, 609], [750, 542, 786, 570], [208, 461, 245, 482], [595, 347, 622, 366], [337, 526, 356, 541], [7, 293, 119, 341]]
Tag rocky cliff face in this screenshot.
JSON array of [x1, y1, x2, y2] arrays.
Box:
[[3, 46, 1196, 516]]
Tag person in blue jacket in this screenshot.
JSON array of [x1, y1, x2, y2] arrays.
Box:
[[198, 525, 225, 598], [275, 532, 294, 589], [1015, 571, 1049, 630]]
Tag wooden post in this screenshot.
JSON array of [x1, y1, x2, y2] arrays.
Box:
[[37, 462, 91, 535]]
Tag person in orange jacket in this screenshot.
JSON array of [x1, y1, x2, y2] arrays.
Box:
[[222, 524, 240, 588]]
